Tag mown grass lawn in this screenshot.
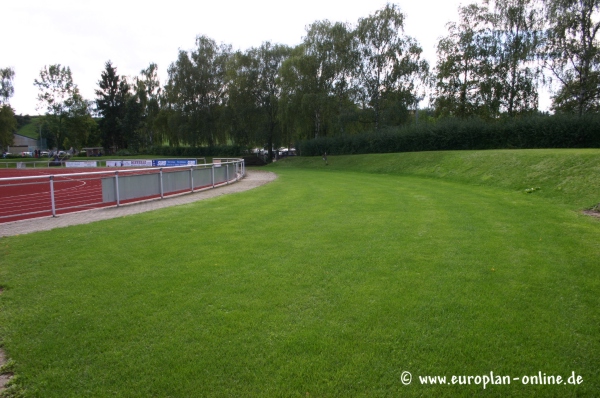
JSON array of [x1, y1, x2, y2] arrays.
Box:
[[1, 151, 599, 397]]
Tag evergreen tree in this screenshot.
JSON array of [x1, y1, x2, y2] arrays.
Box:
[[95, 61, 130, 151]]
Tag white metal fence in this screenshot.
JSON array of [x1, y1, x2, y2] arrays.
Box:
[[0, 159, 245, 223], [0, 157, 208, 168]]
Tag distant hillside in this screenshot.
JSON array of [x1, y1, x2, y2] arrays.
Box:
[[15, 116, 43, 139]]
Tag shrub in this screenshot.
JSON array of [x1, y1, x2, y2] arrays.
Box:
[[115, 149, 135, 156]]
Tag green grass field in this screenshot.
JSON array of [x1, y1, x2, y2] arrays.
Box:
[[1, 149, 599, 397]]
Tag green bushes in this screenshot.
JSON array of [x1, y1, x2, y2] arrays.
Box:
[[114, 149, 134, 156], [80, 145, 245, 158], [148, 144, 245, 157], [297, 114, 600, 156]]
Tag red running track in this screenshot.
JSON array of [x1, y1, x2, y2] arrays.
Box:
[[0, 168, 119, 223], [1, 166, 234, 224], [0, 167, 192, 224]]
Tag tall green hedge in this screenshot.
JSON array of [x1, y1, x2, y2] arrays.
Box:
[[297, 114, 600, 156]]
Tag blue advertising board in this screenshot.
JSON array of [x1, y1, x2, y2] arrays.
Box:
[[151, 159, 197, 167]]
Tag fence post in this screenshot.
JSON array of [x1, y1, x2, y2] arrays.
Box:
[[212, 163, 215, 188], [115, 171, 120, 207], [226, 163, 229, 184], [160, 168, 164, 199], [49, 175, 56, 217], [190, 166, 194, 193]]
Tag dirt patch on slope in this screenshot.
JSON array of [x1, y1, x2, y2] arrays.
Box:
[[0, 348, 12, 392], [583, 210, 600, 219]]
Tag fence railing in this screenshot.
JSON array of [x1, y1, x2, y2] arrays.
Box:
[[0, 157, 208, 168], [0, 159, 245, 224]]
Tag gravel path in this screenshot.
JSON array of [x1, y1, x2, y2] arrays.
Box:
[[0, 170, 277, 237]]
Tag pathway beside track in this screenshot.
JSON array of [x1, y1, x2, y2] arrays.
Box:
[[0, 170, 276, 237]]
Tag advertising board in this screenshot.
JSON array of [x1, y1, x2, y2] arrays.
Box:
[[65, 161, 98, 168], [106, 160, 153, 167], [151, 159, 197, 167]]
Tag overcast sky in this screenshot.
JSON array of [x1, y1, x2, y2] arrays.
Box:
[[4, 0, 550, 115]]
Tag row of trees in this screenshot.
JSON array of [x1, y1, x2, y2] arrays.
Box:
[[434, 0, 600, 118], [4, 0, 600, 155], [95, 61, 161, 152], [0, 67, 17, 149], [33, 65, 97, 150], [158, 6, 429, 159]]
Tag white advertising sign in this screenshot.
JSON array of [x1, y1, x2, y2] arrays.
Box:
[[65, 161, 98, 168], [106, 160, 153, 167]]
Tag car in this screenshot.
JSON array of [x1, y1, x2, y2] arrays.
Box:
[[41, 151, 49, 157], [20, 151, 33, 157]]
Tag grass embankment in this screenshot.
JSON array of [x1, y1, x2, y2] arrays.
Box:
[[274, 149, 600, 209], [0, 149, 599, 397]]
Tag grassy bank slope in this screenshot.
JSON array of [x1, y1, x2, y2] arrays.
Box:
[[272, 149, 600, 209], [15, 117, 42, 139]]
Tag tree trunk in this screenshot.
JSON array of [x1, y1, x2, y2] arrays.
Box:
[[314, 109, 321, 138]]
